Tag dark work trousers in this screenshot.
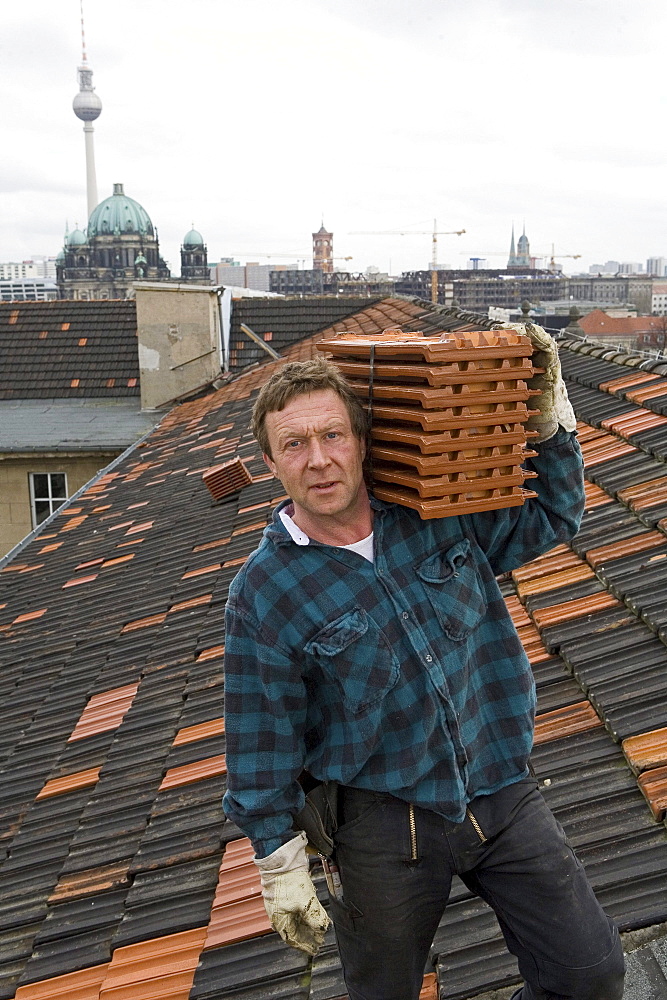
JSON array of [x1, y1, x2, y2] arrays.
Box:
[[328, 779, 625, 1000]]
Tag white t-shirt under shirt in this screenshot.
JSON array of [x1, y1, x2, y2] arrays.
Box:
[[280, 509, 374, 563]]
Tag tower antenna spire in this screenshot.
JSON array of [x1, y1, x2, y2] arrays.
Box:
[[72, 0, 102, 220], [80, 0, 88, 62]]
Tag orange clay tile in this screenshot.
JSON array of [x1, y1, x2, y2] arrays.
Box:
[[192, 537, 231, 553], [38, 542, 63, 553], [373, 484, 537, 519], [222, 556, 247, 568], [636, 767, 667, 822], [587, 531, 667, 568], [182, 564, 221, 580], [625, 382, 667, 404], [202, 458, 253, 501], [504, 596, 532, 629], [100, 927, 207, 999], [515, 564, 596, 598], [231, 520, 269, 536], [76, 558, 105, 570], [601, 410, 667, 435], [61, 322, 70, 330], [598, 372, 661, 392], [173, 718, 225, 746], [516, 624, 552, 663], [168, 594, 212, 614], [420, 973, 438, 1000], [121, 612, 168, 633], [69, 683, 139, 742], [62, 574, 99, 588], [37, 767, 100, 800], [618, 477, 667, 511], [531, 592, 621, 629], [196, 645, 225, 662], [218, 837, 256, 870], [60, 515, 88, 532], [623, 728, 667, 774], [13, 962, 109, 1000], [159, 755, 227, 791], [511, 547, 582, 583], [580, 439, 636, 468], [50, 860, 132, 902], [585, 482, 613, 509], [533, 701, 603, 745], [213, 864, 262, 907], [70, 378, 80, 388], [12, 608, 47, 624], [125, 521, 153, 535], [101, 554, 136, 568], [204, 895, 272, 950]]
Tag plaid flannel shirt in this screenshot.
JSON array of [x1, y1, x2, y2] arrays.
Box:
[[223, 431, 584, 857]]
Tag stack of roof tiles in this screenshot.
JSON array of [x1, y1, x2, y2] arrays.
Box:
[[319, 327, 539, 518]]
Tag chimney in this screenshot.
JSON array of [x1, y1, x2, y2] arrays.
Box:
[[135, 283, 222, 410]]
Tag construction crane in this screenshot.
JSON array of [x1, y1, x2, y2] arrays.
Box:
[[350, 219, 466, 302]]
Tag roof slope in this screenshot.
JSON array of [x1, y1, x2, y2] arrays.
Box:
[[0, 311, 666, 999], [0, 301, 139, 400], [227, 296, 493, 371]]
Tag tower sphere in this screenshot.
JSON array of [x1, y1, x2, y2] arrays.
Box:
[[73, 89, 102, 122]]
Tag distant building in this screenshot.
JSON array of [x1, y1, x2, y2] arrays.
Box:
[[589, 261, 621, 275], [0, 258, 58, 281], [180, 228, 210, 283], [313, 223, 333, 272], [269, 269, 393, 297], [651, 282, 667, 315], [56, 183, 171, 299], [507, 224, 531, 269], [618, 262, 644, 274], [578, 308, 667, 351], [0, 279, 58, 302], [210, 261, 293, 292], [647, 257, 667, 278]]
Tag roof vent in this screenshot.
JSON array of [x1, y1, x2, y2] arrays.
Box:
[[203, 458, 253, 502]]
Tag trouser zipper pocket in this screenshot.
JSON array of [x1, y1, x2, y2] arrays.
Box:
[[466, 807, 487, 843], [407, 803, 420, 865]]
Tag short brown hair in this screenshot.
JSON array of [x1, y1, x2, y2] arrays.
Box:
[[251, 357, 369, 458]]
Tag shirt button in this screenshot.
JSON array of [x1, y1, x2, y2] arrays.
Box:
[[402, 611, 409, 620], [425, 654, 433, 662]]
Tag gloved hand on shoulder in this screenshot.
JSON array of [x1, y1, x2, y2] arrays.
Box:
[[502, 321, 577, 442], [255, 831, 331, 956]]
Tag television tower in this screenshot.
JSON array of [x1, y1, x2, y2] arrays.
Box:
[[72, 0, 102, 220]]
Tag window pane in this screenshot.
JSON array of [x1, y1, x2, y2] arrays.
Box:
[[34, 500, 51, 525], [51, 474, 67, 498], [32, 474, 49, 498]]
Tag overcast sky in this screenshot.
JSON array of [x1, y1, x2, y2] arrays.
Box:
[[2, 0, 666, 277]]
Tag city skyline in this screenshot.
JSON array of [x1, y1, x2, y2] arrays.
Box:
[[2, 0, 667, 277]]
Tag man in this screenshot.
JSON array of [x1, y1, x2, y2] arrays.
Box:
[[222, 326, 625, 1000]]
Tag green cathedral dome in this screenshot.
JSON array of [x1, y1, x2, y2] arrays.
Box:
[[183, 227, 205, 249], [88, 183, 154, 238]]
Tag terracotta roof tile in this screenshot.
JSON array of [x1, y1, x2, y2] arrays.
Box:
[[159, 755, 227, 791], [533, 702, 604, 744], [623, 728, 667, 773], [13, 963, 109, 1000], [173, 718, 225, 746], [636, 766, 667, 821], [36, 767, 101, 800]]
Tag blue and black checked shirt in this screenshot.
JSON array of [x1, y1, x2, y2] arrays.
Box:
[[223, 430, 585, 857]]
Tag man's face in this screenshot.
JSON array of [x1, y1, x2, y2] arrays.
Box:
[[263, 389, 367, 529]]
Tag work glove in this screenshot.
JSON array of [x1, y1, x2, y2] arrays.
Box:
[[255, 831, 331, 956], [502, 322, 577, 442]]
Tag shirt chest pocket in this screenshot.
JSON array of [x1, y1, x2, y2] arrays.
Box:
[[304, 607, 399, 714], [416, 539, 487, 641]]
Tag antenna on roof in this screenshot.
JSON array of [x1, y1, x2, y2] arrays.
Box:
[[80, 0, 88, 63]]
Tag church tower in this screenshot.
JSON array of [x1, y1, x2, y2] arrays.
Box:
[[507, 223, 531, 270], [312, 223, 333, 273], [180, 227, 210, 282]]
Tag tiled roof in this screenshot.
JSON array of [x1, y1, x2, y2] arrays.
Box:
[[579, 308, 667, 336], [0, 301, 139, 400], [0, 312, 666, 998], [227, 295, 494, 372]]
